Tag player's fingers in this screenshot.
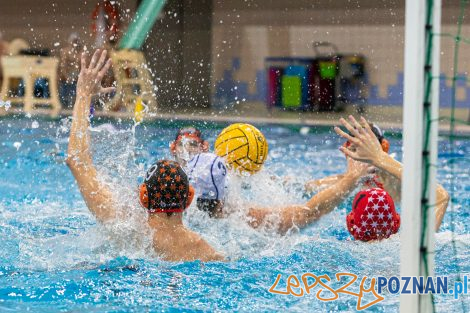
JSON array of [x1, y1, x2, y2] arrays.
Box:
[[340, 117, 361, 138], [100, 86, 116, 94], [348, 115, 365, 136], [97, 59, 112, 78], [88, 49, 100, 70], [360, 116, 377, 139], [340, 146, 359, 160], [334, 126, 360, 145], [94, 50, 107, 72], [80, 52, 87, 71]]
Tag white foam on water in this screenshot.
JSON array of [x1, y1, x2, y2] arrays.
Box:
[[2, 118, 467, 290], [13, 142, 22, 150]]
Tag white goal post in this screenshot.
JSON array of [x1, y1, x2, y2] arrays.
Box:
[[400, 0, 441, 312]]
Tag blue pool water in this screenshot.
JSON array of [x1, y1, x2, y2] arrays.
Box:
[[0, 116, 469, 312]]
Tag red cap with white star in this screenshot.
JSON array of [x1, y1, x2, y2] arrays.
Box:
[[346, 188, 400, 241]]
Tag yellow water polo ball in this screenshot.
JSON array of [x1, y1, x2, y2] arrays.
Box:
[[214, 123, 268, 174]]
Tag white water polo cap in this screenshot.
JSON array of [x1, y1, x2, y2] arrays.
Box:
[[186, 152, 227, 201]]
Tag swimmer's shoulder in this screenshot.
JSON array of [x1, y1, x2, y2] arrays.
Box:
[[152, 225, 224, 262], [179, 229, 225, 262]]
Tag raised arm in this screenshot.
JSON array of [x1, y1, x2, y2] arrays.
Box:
[[334, 115, 449, 231], [248, 157, 367, 234], [66, 49, 116, 223]]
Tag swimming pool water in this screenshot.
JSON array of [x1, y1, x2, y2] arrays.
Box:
[[0, 116, 469, 312]]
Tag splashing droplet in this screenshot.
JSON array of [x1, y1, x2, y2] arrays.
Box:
[[13, 142, 22, 150]]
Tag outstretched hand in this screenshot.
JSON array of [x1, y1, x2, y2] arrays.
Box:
[[345, 156, 370, 179], [76, 49, 115, 96], [334, 115, 385, 165]]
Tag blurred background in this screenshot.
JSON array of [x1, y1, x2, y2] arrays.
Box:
[[0, 0, 469, 126]]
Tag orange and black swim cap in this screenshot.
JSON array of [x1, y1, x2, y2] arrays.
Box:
[[142, 160, 190, 213]]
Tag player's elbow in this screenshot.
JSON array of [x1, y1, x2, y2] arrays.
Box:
[[65, 153, 89, 170], [437, 185, 450, 206], [65, 155, 79, 169], [65, 155, 74, 168], [443, 188, 450, 204], [434, 185, 450, 231]]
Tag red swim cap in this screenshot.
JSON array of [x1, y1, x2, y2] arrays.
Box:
[[346, 188, 400, 241]]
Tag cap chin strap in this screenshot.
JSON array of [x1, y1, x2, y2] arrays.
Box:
[[139, 183, 149, 208]]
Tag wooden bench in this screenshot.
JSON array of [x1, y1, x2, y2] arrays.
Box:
[[0, 55, 61, 117], [105, 49, 157, 114]]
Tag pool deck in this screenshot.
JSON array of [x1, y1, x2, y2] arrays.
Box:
[[83, 102, 470, 135], [2, 101, 470, 135]]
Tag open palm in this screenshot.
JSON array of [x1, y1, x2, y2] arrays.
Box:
[[76, 49, 115, 96], [334, 115, 385, 164]]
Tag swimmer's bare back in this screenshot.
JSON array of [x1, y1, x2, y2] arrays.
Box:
[[149, 216, 224, 262], [66, 49, 224, 262]]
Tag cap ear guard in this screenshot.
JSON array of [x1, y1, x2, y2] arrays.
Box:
[[346, 212, 356, 236], [392, 212, 401, 234], [381, 138, 390, 153], [186, 185, 195, 208], [139, 183, 148, 209]]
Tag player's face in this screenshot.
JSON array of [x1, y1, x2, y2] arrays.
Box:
[[175, 137, 203, 163]]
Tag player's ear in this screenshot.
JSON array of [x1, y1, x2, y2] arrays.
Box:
[[170, 141, 177, 155], [202, 140, 209, 152], [186, 185, 195, 208], [139, 183, 148, 209]]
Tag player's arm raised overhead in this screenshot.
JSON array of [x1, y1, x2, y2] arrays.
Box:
[[66, 49, 117, 223], [335, 115, 449, 231]]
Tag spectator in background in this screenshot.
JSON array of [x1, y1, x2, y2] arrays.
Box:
[[59, 33, 82, 108]]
